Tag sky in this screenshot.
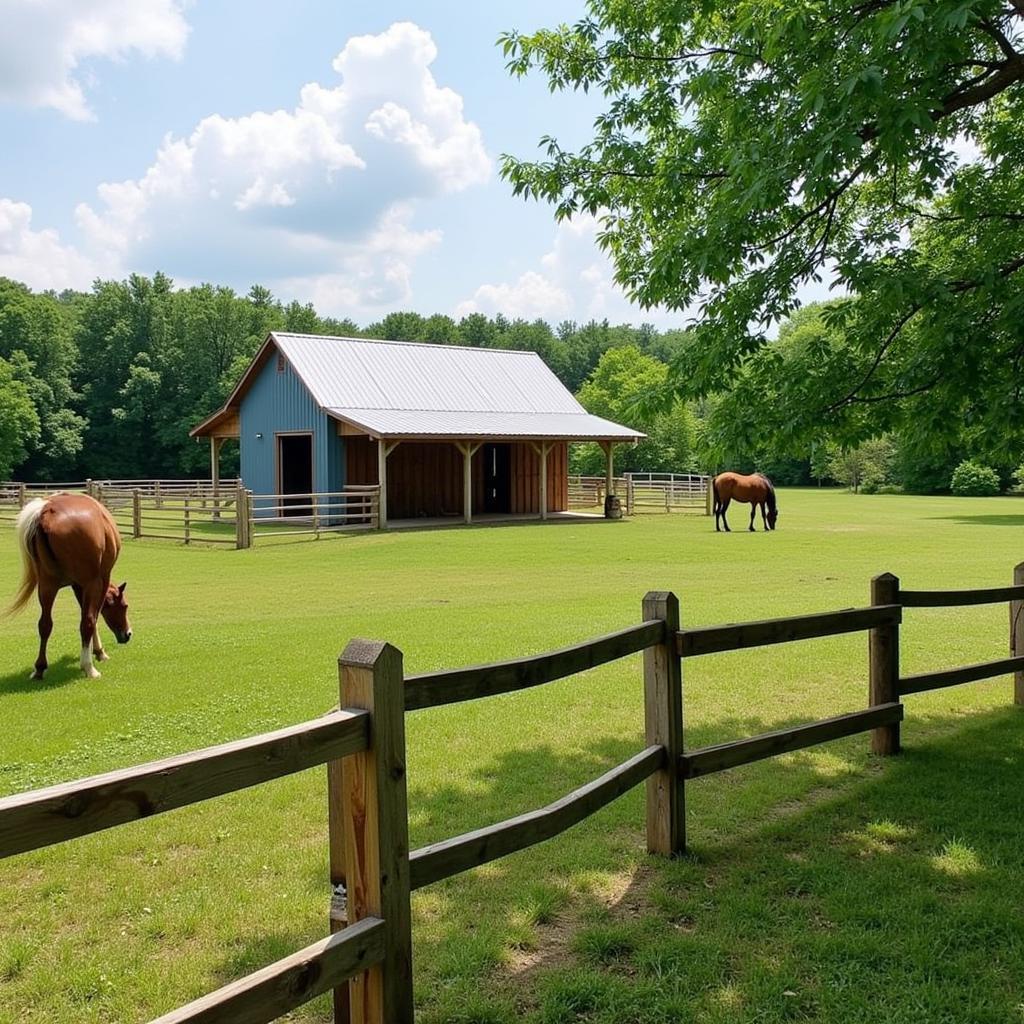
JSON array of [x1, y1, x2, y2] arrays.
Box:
[[0, 0, 706, 329]]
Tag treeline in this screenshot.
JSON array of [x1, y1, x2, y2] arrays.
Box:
[[0, 274, 1011, 492]]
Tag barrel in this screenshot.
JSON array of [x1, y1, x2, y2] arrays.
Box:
[[604, 494, 623, 519]]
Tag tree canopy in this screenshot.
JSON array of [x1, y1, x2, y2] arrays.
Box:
[[500, 0, 1024, 458]]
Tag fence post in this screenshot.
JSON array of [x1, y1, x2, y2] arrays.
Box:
[[1012, 561, 1024, 706], [313, 494, 321, 539], [132, 489, 142, 539], [245, 490, 254, 548], [338, 640, 414, 1024], [643, 591, 685, 855], [869, 572, 901, 755], [234, 484, 246, 549], [154, 480, 162, 509], [705, 476, 713, 517], [85, 478, 94, 499], [17, 482, 26, 508], [626, 475, 634, 516], [183, 498, 191, 545]]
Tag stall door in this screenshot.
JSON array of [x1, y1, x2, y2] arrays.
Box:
[[483, 443, 511, 514], [278, 434, 313, 516]]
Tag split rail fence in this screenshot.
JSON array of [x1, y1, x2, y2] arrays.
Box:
[[1, 564, 1022, 1023]]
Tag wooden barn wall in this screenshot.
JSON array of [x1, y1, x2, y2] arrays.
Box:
[[509, 441, 568, 514], [344, 436, 567, 517]]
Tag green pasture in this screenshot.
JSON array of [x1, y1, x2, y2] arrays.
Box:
[[1, 490, 1022, 1023]]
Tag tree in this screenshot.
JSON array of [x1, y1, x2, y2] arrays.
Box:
[[826, 436, 896, 493], [0, 355, 40, 478], [501, 1, 1024, 458], [572, 345, 696, 474]]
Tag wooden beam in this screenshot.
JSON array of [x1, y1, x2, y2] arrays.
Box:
[[148, 917, 386, 1024], [0, 711, 369, 860], [679, 704, 904, 779], [539, 441, 552, 520], [676, 605, 901, 658], [457, 442, 473, 524], [377, 441, 388, 529], [403, 620, 664, 711], [899, 585, 1024, 607], [600, 441, 615, 499], [409, 745, 664, 890], [899, 655, 1024, 695]]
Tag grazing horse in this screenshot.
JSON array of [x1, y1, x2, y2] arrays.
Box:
[[713, 472, 778, 533], [7, 494, 131, 679]]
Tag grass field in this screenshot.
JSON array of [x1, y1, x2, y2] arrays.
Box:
[[1, 489, 1023, 1023]]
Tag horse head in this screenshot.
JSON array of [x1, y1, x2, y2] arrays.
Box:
[[102, 581, 133, 644]]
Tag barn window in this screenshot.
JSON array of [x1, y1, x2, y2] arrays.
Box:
[[277, 353, 286, 373]]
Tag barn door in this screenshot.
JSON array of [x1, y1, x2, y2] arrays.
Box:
[[483, 443, 511, 514], [278, 434, 313, 517]]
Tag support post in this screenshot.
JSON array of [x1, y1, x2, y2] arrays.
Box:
[[327, 666, 350, 1023], [339, 640, 414, 1024], [132, 489, 142, 539], [154, 480, 162, 509], [602, 442, 615, 496], [625, 474, 634, 516], [377, 440, 393, 529], [869, 572, 901, 755], [705, 476, 713, 517], [183, 498, 191, 545], [17, 482, 26, 508], [210, 436, 222, 520], [538, 442, 552, 520], [1012, 562, 1024, 706], [85, 478, 94, 499], [461, 443, 472, 524], [643, 591, 685, 855]]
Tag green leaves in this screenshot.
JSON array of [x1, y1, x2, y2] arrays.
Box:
[[501, 0, 1024, 458]]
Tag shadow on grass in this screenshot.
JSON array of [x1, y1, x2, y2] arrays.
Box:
[[930, 513, 1024, 527], [0, 654, 82, 695], [396, 707, 1024, 1024]]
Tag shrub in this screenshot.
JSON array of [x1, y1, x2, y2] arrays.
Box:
[[876, 484, 903, 495], [950, 461, 1001, 496], [1012, 463, 1024, 494]]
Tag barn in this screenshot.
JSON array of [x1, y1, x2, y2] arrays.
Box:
[[191, 332, 643, 526]]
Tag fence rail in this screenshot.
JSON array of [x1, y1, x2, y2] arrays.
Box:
[[1, 562, 1022, 1023], [567, 473, 711, 516]]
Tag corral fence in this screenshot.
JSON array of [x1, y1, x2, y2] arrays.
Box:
[[569, 472, 711, 515], [0, 480, 381, 549], [2, 563, 1022, 1023]]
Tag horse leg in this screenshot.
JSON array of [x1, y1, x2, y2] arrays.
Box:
[[78, 585, 103, 679], [761, 501, 769, 530], [721, 498, 731, 532], [31, 584, 57, 681], [749, 503, 757, 532], [74, 583, 109, 662]]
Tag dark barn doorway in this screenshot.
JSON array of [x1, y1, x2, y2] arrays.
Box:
[[483, 442, 511, 514], [278, 433, 313, 516]]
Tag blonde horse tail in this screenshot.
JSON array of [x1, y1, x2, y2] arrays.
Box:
[[6, 498, 46, 616]]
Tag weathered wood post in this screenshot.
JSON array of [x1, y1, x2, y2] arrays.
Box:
[[338, 640, 414, 1024], [313, 494, 321, 539], [245, 490, 254, 548], [132, 489, 142, 539], [183, 498, 191, 545], [234, 483, 246, 550], [154, 480, 162, 509], [705, 476, 713, 517], [1012, 561, 1024, 706], [643, 591, 685, 854], [869, 572, 901, 755], [17, 482, 26, 508], [85, 478, 94, 499], [626, 474, 634, 516]]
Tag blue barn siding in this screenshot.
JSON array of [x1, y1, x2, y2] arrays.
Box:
[[239, 349, 342, 512]]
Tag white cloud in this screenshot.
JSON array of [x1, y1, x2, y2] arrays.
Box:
[[457, 214, 673, 325], [4, 22, 491, 315], [0, 0, 190, 120], [0, 199, 106, 290]]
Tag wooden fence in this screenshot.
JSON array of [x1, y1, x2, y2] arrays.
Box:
[[568, 473, 711, 516], [1, 564, 1022, 1021]]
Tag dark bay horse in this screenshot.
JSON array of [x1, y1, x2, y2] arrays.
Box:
[[8, 493, 131, 679], [713, 472, 778, 532]]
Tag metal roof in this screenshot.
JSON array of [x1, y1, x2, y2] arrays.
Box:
[[191, 332, 645, 441], [274, 333, 644, 441]]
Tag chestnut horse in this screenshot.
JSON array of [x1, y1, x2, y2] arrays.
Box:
[[7, 494, 131, 679], [712, 472, 778, 532]]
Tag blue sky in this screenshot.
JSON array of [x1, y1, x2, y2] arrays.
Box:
[[2, 0, 694, 327]]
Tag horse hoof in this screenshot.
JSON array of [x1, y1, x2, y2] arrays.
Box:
[[29, 669, 45, 681], [84, 667, 102, 680], [95, 651, 110, 662]]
